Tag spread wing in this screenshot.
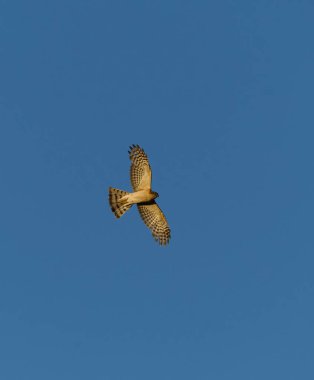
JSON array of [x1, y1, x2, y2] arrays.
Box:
[[128, 144, 152, 191], [137, 201, 171, 245]]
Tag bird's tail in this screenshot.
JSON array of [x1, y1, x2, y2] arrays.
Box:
[[108, 187, 132, 218]]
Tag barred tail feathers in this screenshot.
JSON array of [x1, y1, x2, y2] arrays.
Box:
[[109, 187, 132, 218]]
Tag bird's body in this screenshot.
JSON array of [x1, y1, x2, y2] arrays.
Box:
[[108, 145, 171, 245], [123, 189, 157, 205]]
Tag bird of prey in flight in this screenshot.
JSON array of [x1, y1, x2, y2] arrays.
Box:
[[109, 144, 171, 245]]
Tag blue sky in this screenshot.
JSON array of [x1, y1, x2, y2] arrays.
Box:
[[1, 1, 314, 379]]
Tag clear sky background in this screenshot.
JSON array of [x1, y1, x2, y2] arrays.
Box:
[[1, 1, 314, 379]]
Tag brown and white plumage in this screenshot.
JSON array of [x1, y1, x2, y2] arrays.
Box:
[[137, 201, 171, 245], [129, 145, 152, 191], [108, 145, 171, 245]]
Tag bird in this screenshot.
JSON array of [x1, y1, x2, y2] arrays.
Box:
[[109, 144, 171, 245]]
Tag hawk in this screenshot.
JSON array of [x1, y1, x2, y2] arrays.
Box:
[[109, 144, 171, 245]]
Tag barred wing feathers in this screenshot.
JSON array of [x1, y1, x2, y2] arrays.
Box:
[[128, 144, 152, 191], [137, 201, 171, 245]]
